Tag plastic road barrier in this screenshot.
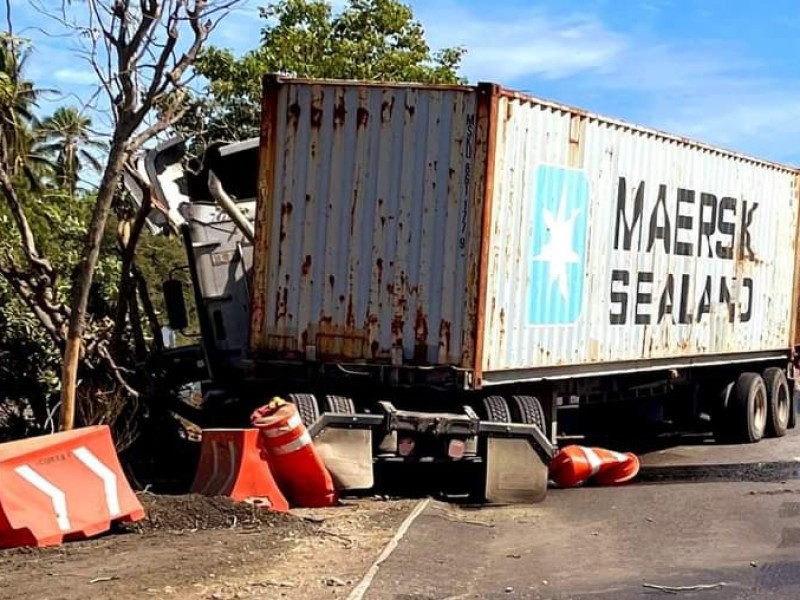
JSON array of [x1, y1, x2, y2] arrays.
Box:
[[191, 428, 289, 512], [0, 425, 144, 548]]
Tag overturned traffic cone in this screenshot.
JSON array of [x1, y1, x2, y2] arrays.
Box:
[[251, 398, 338, 508], [0, 425, 144, 548], [191, 428, 288, 512], [549, 445, 640, 488], [594, 451, 640, 486]]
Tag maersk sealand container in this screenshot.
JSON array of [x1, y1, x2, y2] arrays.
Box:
[[247, 76, 799, 448]]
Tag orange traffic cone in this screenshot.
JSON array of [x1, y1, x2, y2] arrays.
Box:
[[251, 398, 338, 508], [594, 451, 640, 486], [549, 445, 639, 488]]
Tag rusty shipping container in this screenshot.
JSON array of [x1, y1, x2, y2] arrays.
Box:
[[250, 76, 800, 388]]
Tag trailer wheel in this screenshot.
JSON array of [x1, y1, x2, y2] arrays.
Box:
[[729, 373, 768, 444], [287, 393, 320, 427], [509, 395, 546, 433], [711, 381, 734, 443], [763, 367, 790, 438], [323, 395, 356, 414], [481, 395, 512, 423]]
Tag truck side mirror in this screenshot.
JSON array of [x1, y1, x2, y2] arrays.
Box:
[[162, 279, 189, 331]]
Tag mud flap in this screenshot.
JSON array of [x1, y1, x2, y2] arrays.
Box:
[[484, 437, 548, 504], [314, 428, 374, 490]]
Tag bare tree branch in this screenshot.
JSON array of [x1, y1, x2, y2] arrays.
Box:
[[58, 0, 242, 430], [112, 166, 153, 348], [0, 166, 54, 277], [132, 262, 163, 352], [5, 0, 12, 38]]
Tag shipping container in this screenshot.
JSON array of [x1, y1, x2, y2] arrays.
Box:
[[250, 77, 800, 388]]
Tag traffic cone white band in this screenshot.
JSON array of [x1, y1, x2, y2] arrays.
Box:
[[261, 412, 303, 438], [270, 432, 312, 456], [580, 447, 603, 476]]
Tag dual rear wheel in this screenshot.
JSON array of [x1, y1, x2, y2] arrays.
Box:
[[480, 395, 547, 433], [287, 393, 356, 427], [714, 368, 791, 444]]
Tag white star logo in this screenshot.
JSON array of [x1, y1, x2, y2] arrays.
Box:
[[532, 187, 582, 301]]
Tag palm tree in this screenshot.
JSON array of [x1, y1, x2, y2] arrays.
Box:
[[35, 107, 105, 199], [0, 35, 47, 184]]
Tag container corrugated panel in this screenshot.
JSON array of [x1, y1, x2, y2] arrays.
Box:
[[250, 78, 487, 366], [481, 91, 800, 379]]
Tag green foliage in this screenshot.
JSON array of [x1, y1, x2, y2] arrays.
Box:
[[36, 107, 106, 198], [182, 0, 465, 141], [0, 36, 136, 436], [0, 281, 61, 440]]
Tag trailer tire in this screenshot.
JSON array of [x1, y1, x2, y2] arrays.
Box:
[[509, 395, 546, 432], [730, 373, 768, 444], [711, 381, 735, 443], [481, 395, 512, 423], [763, 367, 790, 438], [287, 393, 320, 427], [324, 395, 356, 414]]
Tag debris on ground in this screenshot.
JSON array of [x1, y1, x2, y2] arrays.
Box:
[[122, 493, 303, 533]]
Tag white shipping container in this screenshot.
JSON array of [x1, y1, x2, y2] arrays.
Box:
[[250, 78, 800, 388]]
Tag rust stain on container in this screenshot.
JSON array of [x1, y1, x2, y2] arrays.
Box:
[[357, 106, 369, 128], [301, 254, 312, 276], [568, 113, 585, 168], [288, 102, 301, 130], [350, 189, 358, 236], [472, 82, 502, 385], [249, 74, 283, 355], [333, 96, 346, 128], [381, 98, 395, 122], [310, 104, 323, 128], [439, 319, 452, 361], [414, 307, 428, 344], [346, 295, 356, 328], [391, 313, 405, 340]]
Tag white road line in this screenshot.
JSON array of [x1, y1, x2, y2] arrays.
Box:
[[346, 498, 430, 600]]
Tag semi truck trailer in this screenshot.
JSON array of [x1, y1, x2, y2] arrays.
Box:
[[131, 75, 800, 502]]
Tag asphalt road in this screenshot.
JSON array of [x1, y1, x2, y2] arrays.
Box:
[[362, 430, 800, 600]]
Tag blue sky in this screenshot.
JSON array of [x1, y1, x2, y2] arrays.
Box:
[[11, 0, 800, 164]]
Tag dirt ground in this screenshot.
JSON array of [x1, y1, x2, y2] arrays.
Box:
[[0, 494, 417, 600]]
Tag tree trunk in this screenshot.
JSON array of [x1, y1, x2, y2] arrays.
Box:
[[60, 142, 129, 430]]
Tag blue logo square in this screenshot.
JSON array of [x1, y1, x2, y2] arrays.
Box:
[[527, 166, 589, 325]]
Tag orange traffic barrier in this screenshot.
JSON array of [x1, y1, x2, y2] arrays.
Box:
[[251, 398, 338, 508], [191, 428, 288, 512], [0, 425, 144, 548], [549, 444, 640, 488]]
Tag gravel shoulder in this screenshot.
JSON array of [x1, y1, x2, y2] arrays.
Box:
[[0, 494, 416, 600]]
